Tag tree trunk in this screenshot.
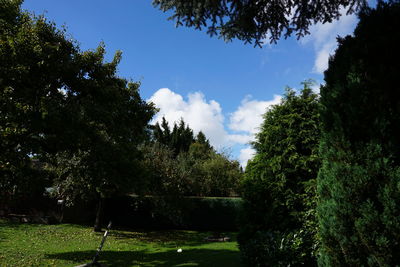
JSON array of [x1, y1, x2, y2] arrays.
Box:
[[59, 202, 64, 223], [93, 197, 103, 232]]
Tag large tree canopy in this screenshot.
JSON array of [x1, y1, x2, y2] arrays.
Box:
[[153, 0, 366, 45], [0, 0, 156, 230]]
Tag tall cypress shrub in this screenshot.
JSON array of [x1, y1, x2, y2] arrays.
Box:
[[239, 83, 320, 266], [318, 2, 400, 265]]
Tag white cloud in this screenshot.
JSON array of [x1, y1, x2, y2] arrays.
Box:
[[302, 8, 358, 73], [239, 147, 256, 168], [228, 94, 282, 167], [148, 88, 227, 148], [310, 82, 322, 94], [148, 88, 282, 167], [229, 94, 282, 135], [227, 134, 253, 145]]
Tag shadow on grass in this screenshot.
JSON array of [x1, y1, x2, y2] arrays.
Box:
[[46, 248, 242, 267], [0, 219, 90, 230], [0, 219, 43, 229], [109, 230, 235, 246]]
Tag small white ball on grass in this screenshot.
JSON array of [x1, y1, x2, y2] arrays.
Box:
[[177, 248, 182, 253]]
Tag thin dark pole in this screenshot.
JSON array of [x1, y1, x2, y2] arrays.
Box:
[[92, 221, 112, 265]]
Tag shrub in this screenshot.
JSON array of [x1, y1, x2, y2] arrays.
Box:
[[239, 229, 317, 267], [317, 2, 400, 265], [238, 83, 320, 266]]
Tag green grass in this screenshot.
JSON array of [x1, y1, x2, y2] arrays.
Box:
[[0, 219, 241, 266]]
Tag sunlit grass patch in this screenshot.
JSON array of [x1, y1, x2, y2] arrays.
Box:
[[0, 219, 241, 266]]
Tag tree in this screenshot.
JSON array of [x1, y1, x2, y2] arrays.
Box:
[[147, 118, 242, 197], [52, 74, 155, 231], [153, 117, 194, 156], [318, 1, 400, 265], [195, 131, 211, 148], [171, 119, 195, 156], [238, 82, 320, 266], [142, 142, 191, 196], [153, 117, 171, 146], [1, 0, 79, 201], [153, 0, 366, 45], [187, 132, 212, 161], [0, 1, 156, 230], [196, 151, 242, 196]]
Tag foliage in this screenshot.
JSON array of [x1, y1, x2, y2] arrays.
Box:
[[153, 0, 366, 45], [0, 219, 241, 267], [238, 82, 320, 266], [143, 144, 243, 197], [188, 131, 213, 160], [239, 229, 317, 267], [152, 117, 194, 156], [317, 1, 400, 265], [0, 0, 75, 200], [146, 118, 243, 197], [0, 1, 156, 230], [183, 149, 242, 197], [50, 75, 155, 204], [141, 142, 190, 197]]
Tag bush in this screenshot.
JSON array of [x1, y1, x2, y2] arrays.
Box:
[[141, 142, 243, 197], [238, 84, 320, 266], [239, 229, 317, 267]]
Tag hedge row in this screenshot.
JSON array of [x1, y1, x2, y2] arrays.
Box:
[[103, 196, 243, 230], [2, 195, 243, 230]]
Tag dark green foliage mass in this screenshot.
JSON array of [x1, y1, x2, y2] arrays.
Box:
[[153, 117, 195, 156], [142, 121, 243, 225], [0, 5, 75, 140], [0, 1, 156, 230], [1, 0, 78, 200], [145, 118, 242, 197], [153, 0, 366, 45], [238, 82, 320, 266], [318, 1, 400, 265]]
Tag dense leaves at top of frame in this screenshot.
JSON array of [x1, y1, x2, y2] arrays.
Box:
[[153, 0, 366, 45]]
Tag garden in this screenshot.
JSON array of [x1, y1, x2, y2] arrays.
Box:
[[1, 0, 400, 266]]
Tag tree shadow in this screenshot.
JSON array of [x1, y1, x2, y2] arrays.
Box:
[[0, 219, 43, 229], [109, 229, 235, 246], [46, 248, 242, 267]]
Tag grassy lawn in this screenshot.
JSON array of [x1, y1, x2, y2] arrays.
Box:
[[0, 219, 241, 266]]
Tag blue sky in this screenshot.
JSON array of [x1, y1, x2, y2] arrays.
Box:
[[22, 0, 359, 166]]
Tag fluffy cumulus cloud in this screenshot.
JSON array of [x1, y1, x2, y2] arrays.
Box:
[[148, 88, 227, 148], [302, 8, 358, 73], [229, 95, 282, 136], [228, 95, 282, 167], [238, 147, 256, 168], [148, 88, 282, 168]]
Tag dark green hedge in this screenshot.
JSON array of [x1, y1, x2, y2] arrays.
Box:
[[2, 195, 243, 230], [103, 196, 243, 230]]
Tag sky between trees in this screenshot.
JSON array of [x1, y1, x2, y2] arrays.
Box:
[[22, 0, 363, 166]]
